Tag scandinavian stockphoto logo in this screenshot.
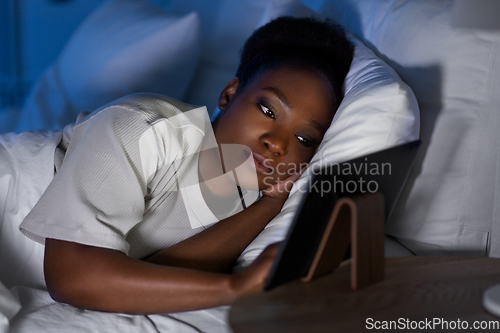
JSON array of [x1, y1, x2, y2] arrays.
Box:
[[260, 157, 392, 197]]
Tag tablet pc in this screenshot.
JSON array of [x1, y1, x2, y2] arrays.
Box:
[[264, 140, 421, 290]]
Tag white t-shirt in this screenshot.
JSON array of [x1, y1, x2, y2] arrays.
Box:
[[20, 93, 258, 259]]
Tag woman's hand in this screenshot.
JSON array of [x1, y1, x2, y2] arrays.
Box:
[[229, 243, 280, 298], [261, 167, 305, 207]]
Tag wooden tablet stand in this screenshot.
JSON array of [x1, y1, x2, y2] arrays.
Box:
[[300, 192, 385, 290]]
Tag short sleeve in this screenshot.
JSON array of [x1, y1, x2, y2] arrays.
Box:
[[20, 105, 156, 255]]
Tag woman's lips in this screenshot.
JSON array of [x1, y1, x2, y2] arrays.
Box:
[[252, 152, 273, 174]]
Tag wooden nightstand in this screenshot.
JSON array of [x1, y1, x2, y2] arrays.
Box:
[[230, 256, 500, 332]]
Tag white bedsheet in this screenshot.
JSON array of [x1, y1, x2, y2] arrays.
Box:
[[0, 281, 21, 333], [0, 130, 61, 290]]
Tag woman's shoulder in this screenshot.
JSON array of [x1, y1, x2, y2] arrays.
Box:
[[111, 93, 197, 120], [80, 93, 207, 130]]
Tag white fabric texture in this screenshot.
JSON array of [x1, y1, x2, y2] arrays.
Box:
[[0, 282, 21, 333], [15, 0, 200, 132], [303, 0, 500, 256], [235, 35, 420, 269], [0, 131, 62, 290]]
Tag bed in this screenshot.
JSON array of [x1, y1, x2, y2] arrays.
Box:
[[1, 0, 499, 331]]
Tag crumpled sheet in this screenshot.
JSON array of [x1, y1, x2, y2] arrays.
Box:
[[0, 281, 21, 333], [0, 130, 61, 290]]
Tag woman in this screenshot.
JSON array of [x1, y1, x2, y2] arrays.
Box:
[[17, 16, 354, 314]]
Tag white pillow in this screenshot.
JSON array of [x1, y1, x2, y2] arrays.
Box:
[[15, 0, 200, 132], [235, 36, 420, 270], [307, 0, 500, 256]]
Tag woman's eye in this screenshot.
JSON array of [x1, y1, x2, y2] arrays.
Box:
[[259, 104, 275, 119], [297, 135, 315, 147]]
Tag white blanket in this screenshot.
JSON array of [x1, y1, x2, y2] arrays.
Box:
[[0, 131, 233, 332], [0, 130, 60, 290]]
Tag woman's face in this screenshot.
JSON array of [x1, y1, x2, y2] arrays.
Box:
[[214, 67, 335, 190]]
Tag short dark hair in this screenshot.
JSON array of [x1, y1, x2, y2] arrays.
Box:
[[235, 16, 354, 108]]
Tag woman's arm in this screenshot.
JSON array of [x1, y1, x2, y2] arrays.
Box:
[[145, 169, 302, 273], [44, 171, 300, 314], [44, 238, 278, 314]]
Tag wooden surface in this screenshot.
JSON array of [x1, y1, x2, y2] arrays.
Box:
[[230, 257, 500, 333]]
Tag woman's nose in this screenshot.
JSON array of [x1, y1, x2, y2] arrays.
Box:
[[260, 133, 288, 157]]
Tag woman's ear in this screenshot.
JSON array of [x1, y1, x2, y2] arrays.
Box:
[[218, 78, 239, 110]]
